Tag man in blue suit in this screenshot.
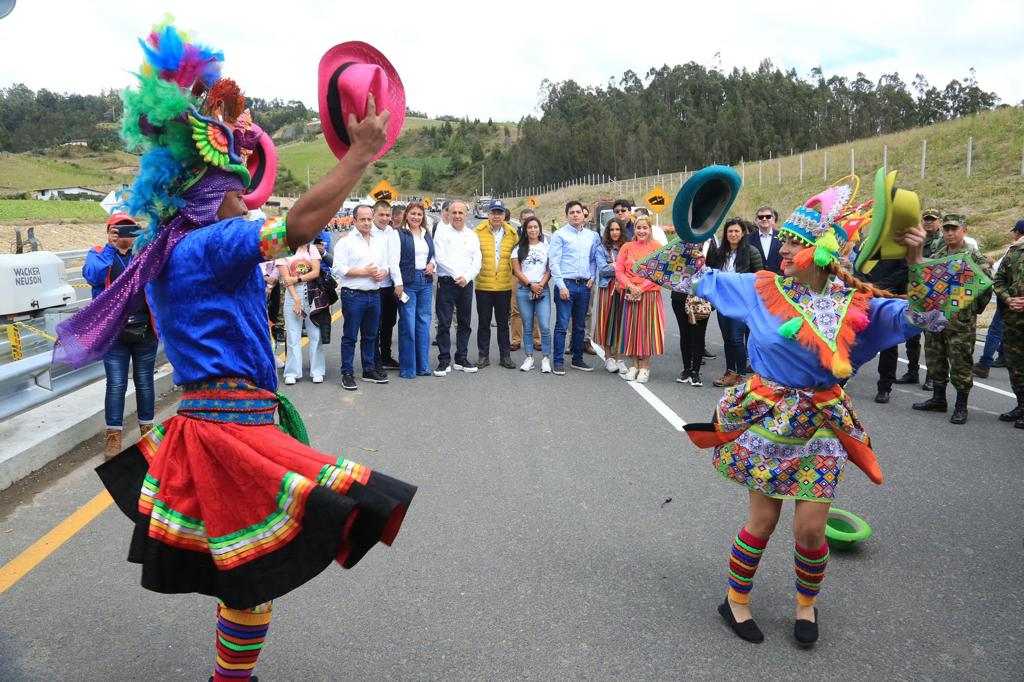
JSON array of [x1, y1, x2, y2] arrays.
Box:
[[750, 205, 782, 274]]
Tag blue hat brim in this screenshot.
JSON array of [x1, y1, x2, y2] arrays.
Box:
[[671, 165, 742, 243]]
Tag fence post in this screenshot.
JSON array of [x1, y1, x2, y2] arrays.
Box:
[[850, 147, 855, 175], [799, 154, 804, 182], [883, 144, 888, 172], [823, 151, 828, 181], [921, 139, 927, 178], [1020, 139, 1024, 176], [966, 136, 973, 177], [740, 159, 745, 184], [758, 161, 763, 186], [777, 159, 782, 185]]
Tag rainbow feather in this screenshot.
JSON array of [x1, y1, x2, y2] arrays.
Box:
[[139, 23, 222, 89]]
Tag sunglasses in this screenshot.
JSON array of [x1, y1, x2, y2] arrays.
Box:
[[922, 216, 938, 222], [756, 214, 773, 220], [614, 208, 629, 213]]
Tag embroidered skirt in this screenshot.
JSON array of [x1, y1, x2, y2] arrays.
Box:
[[684, 375, 881, 502], [593, 285, 624, 350], [96, 379, 416, 609], [618, 289, 665, 357]]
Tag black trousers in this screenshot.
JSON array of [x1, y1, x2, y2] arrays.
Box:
[[670, 292, 709, 374], [378, 285, 400, 363], [436, 277, 474, 365], [878, 345, 898, 391], [905, 332, 921, 371], [475, 289, 511, 358]]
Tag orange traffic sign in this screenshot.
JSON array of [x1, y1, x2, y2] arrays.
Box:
[[422, 196, 433, 209], [644, 185, 668, 214], [370, 179, 399, 203], [526, 196, 539, 209]]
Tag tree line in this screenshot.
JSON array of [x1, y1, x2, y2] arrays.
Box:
[[485, 61, 1002, 194]]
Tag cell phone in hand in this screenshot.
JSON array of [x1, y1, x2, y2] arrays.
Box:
[[400, 292, 410, 303]]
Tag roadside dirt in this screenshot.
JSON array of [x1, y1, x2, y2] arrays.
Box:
[[0, 222, 107, 253]]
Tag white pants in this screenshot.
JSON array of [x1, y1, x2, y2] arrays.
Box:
[[283, 283, 325, 380]]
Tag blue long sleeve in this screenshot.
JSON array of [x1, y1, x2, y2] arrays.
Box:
[[694, 270, 758, 323], [850, 298, 917, 368], [82, 245, 114, 297]]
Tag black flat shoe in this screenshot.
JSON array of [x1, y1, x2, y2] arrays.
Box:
[[718, 600, 764, 643], [793, 607, 819, 647]]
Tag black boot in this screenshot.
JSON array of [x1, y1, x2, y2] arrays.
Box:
[[912, 383, 947, 412], [949, 390, 969, 424], [921, 378, 933, 391], [894, 370, 919, 385], [1000, 388, 1024, 422]]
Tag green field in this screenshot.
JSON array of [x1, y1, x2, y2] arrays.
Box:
[[0, 149, 136, 195], [0, 199, 107, 221]]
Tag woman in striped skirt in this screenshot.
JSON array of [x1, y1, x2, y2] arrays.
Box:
[[592, 217, 630, 373], [614, 216, 666, 383]]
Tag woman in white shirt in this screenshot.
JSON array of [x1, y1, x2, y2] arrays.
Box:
[[276, 242, 325, 384], [510, 216, 553, 372], [390, 202, 437, 379]]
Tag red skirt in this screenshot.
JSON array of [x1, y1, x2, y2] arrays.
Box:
[[592, 284, 624, 350], [96, 379, 416, 609]]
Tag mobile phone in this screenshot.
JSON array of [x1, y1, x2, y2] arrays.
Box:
[[400, 292, 410, 303]]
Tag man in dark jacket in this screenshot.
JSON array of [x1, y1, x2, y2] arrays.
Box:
[[750, 205, 782, 274], [864, 258, 910, 403]]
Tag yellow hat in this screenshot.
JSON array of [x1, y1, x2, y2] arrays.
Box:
[[854, 168, 920, 274]]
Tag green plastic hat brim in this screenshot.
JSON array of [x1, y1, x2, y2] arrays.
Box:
[[854, 168, 891, 274], [825, 507, 873, 550], [671, 165, 742, 243]]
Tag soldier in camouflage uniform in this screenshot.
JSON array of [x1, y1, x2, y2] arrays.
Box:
[[912, 214, 993, 424], [993, 219, 1024, 428], [896, 208, 947, 387]]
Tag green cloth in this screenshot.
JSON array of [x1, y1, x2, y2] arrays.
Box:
[[275, 391, 310, 445]]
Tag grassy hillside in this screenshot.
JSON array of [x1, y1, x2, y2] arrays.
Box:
[[0, 148, 136, 196], [503, 107, 1024, 253]]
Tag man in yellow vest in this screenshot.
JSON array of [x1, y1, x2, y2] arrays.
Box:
[[475, 200, 520, 368]]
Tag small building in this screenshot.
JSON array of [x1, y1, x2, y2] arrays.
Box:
[[33, 186, 106, 201]]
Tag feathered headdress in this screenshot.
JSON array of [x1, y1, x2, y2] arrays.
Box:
[[778, 175, 872, 270]]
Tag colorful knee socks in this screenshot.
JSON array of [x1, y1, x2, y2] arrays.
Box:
[[794, 542, 829, 606], [727, 528, 768, 605], [213, 601, 272, 681]]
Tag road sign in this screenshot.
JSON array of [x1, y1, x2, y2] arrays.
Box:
[[370, 179, 399, 203], [526, 196, 539, 209], [644, 186, 668, 214], [422, 196, 433, 209]]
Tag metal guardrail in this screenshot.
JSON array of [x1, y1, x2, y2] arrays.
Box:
[[0, 248, 166, 422]]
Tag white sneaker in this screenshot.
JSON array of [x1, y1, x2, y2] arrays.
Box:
[[605, 357, 618, 373], [619, 367, 637, 381], [616, 359, 628, 374], [453, 362, 478, 373], [540, 357, 552, 373], [283, 375, 297, 385], [636, 368, 650, 384], [311, 376, 324, 384], [520, 356, 535, 372]]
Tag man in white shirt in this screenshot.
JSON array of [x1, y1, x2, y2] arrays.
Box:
[[432, 200, 481, 375], [371, 200, 401, 371], [333, 205, 391, 390]]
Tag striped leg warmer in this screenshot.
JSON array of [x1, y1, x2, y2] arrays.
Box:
[[794, 542, 829, 607], [727, 528, 768, 605], [213, 601, 272, 681]]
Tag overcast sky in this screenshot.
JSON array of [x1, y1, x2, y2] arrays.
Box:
[[1, 1, 1021, 121]]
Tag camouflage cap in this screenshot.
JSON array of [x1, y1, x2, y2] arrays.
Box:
[[921, 208, 942, 219], [941, 213, 966, 228]]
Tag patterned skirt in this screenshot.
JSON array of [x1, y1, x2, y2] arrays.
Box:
[[593, 285, 624, 350], [618, 289, 665, 357], [96, 378, 416, 609], [683, 375, 881, 502]]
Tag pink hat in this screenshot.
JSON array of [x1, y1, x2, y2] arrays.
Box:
[[317, 41, 405, 162]]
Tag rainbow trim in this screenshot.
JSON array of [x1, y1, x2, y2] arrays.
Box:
[[214, 601, 272, 680], [795, 542, 830, 606], [259, 218, 291, 261], [317, 457, 372, 495], [727, 528, 767, 605]]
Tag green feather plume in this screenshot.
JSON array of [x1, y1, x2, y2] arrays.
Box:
[[777, 317, 804, 338]]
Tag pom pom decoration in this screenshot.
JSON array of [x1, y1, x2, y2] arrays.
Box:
[[777, 317, 805, 339], [830, 355, 853, 379], [813, 245, 834, 268], [792, 246, 816, 271], [846, 306, 870, 333]]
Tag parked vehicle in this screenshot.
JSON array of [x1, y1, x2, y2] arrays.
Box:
[[474, 196, 493, 219]]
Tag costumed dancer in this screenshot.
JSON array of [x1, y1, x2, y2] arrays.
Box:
[[54, 21, 414, 680], [634, 166, 991, 646]]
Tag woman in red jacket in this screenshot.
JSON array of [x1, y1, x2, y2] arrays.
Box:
[[614, 215, 666, 383]]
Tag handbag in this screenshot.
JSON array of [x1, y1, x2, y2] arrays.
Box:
[[685, 294, 712, 324]]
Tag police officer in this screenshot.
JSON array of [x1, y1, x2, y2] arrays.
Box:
[[896, 208, 946, 388], [993, 219, 1024, 428], [912, 214, 992, 424]]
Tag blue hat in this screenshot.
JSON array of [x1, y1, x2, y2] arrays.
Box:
[[671, 165, 742, 243], [488, 199, 506, 212], [1012, 219, 1024, 234]]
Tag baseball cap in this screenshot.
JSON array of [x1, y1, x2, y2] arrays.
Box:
[[921, 208, 942, 220], [1012, 219, 1024, 234], [106, 212, 137, 228], [488, 200, 506, 212], [941, 213, 965, 228]]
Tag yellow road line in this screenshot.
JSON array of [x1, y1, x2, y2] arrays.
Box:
[[0, 308, 341, 593], [0, 490, 113, 594]]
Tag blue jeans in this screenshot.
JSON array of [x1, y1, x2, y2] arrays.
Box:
[[398, 271, 434, 378], [979, 307, 1004, 367], [103, 337, 158, 429], [517, 285, 552, 357], [340, 288, 381, 375], [717, 311, 748, 374], [554, 279, 591, 364]]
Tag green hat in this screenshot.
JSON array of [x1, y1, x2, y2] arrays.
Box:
[[942, 213, 966, 228], [922, 208, 942, 220]]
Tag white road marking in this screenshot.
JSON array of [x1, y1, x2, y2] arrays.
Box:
[[590, 342, 687, 430]]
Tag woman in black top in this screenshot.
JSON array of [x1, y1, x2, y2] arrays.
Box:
[[706, 218, 764, 387]]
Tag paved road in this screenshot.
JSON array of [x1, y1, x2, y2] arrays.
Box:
[[1, 294, 1021, 680]]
